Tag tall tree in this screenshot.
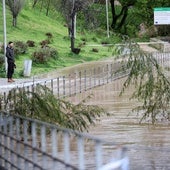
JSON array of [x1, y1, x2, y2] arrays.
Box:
[[110, 0, 137, 30], [57, 0, 91, 53], [7, 0, 25, 27]]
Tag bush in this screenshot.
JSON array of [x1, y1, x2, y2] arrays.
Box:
[[0, 54, 4, 66], [40, 40, 50, 48], [32, 47, 58, 64], [45, 32, 53, 43], [14, 41, 28, 57], [0, 54, 6, 77], [26, 40, 35, 47], [92, 48, 99, 53], [50, 48, 59, 60]]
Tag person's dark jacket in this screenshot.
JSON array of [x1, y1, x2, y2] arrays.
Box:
[[6, 46, 15, 63]]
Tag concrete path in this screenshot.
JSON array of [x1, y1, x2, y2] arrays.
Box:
[[0, 78, 41, 92]]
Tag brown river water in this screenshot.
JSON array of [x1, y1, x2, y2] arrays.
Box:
[[69, 77, 170, 170], [2, 58, 170, 169]]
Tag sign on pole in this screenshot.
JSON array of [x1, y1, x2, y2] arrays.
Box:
[[154, 7, 170, 25]]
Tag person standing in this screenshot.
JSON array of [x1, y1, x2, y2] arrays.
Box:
[[6, 41, 16, 83]]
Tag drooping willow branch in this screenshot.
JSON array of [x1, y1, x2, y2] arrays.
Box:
[[115, 40, 170, 124]]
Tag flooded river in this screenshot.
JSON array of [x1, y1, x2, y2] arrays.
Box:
[[69, 77, 170, 170], [1, 56, 170, 169]]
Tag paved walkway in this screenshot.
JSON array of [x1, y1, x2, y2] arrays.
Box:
[[0, 78, 41, 92]]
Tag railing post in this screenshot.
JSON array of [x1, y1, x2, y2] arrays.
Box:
[[64, 131, 70, 168], [32, 122, 38, 169], [9, 116, 14, 169], [89, 69, 92, 89], [94, 68, 96, 87], [74, 72, 77, 95], [63, 76, 66, 97], [98, 67, 101, 86], [4, 115, 9, 169], [16, 118, 21, 169], [107, 64, 109, 84], [102, 66, 105, 85], [111, 63, 113, 82], [51, 128, 58, 169], [57, 77, 60, 98], [95, 140, 103, 170], [78, 136, 85, 170], [41, 124, 47, 169], [69, 74, 71, 97], [23, 120, 29, 170], [84, 70, 87, 91], [79, 71, 82, 93], [51, 79, 54, 94]]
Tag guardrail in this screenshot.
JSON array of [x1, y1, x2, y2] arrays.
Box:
[[0, 62, 128, 109], [0, 112, 129, 170]]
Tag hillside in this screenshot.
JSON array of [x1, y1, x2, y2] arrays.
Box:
[[0, 3, 120, 77]]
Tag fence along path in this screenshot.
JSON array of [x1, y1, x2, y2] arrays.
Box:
[[1, 61, 128, 105], [0, 52, 170, 170], [0, 112, 129, 170]]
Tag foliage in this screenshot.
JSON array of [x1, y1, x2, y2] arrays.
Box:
[[110, 0, 137, 30], [45, 32, 53, 43], [115, 38, 170, 124], [0, 54, 4, 66], [40, 40, 50, 48], [26, 40, 35, 47], [7, 0, 25, 26], [14, 41, 28, 57], [32, 47, 58, 64], [0, 1, 122, 77], [4, 85, 105, 132], [0, 54, 6, 77]]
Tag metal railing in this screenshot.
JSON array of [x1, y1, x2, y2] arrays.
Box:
[[0, 52, 170, 170], [0, 61, 128, 99], [0, 111, 128, 170]]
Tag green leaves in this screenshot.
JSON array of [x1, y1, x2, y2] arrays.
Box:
[[116, 40, 170, 124], [4, 85, 104, 132]]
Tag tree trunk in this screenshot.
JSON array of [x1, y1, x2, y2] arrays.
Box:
[[110, 0, 117, 29], [46, 0, 51, 16], [117, 7, 128, 29], [32, 0, 39, 8], [13, 17, 17, 27], [71, 12, 75, 52]]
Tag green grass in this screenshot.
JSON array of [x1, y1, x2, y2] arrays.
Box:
[[0, 3, 121, 78]]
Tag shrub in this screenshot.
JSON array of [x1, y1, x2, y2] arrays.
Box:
[[0, 54, 4, 66], [92, 48, 99, 53], [26, 40, 35, 47], [40, 40, 50, 48], [14, 41, 28, 57], [0, 54, 6, 77], [32, 47, 58, 64], [45, 32, 53, 39], [45, 32, 53, 43], [49, 48, 59, 60]]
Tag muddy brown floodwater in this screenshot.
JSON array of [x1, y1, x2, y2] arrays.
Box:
[[69, 77, 170, 170]]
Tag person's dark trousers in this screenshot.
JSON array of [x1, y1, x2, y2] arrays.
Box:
[[7, 62, 14, 79]]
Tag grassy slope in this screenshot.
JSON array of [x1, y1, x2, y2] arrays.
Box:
[[0, 3, 119, 77]]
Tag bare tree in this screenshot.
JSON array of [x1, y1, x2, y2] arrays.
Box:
[[57, 0, 91, 53], [7, 0, 25, 27]]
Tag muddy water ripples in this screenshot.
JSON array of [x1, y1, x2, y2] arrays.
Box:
[[69, 77, 170, 170]]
